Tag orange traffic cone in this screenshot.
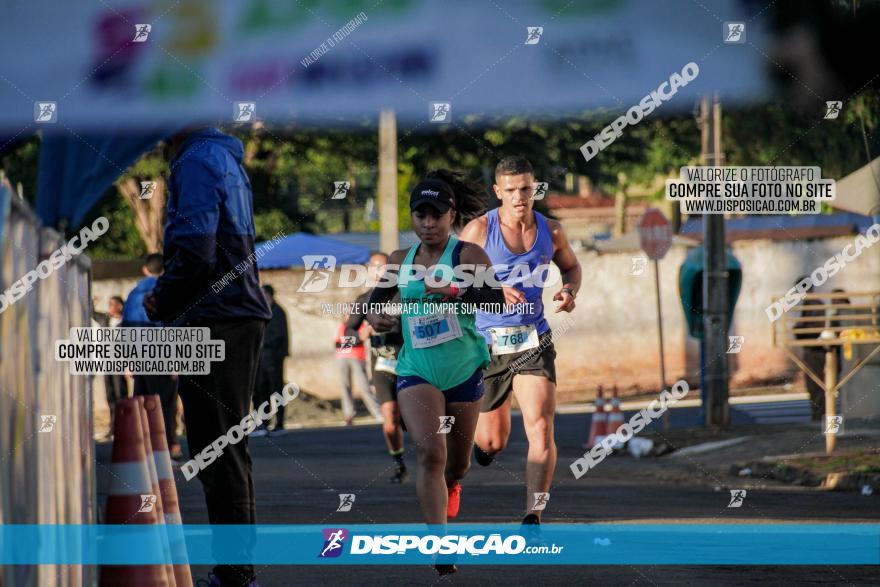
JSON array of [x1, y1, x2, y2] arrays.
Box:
[[587, 385, 608, 448], [137, 397, 176, 587], [144, 395, 193, 587], [607, 385, 625, 449], [100, 397, 169, 586]]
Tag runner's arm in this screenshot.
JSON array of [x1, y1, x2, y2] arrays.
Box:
[[458, 215, 488, 247], [458, 283, 506, 307], [344, 291, 371, 337], [424, 241, 505, 308], [549, 219, 581, 313], [366, 249, 405, 330]]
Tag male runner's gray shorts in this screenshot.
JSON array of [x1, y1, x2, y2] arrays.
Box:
[[371, 346, 400, 404], [480, 330, 556, 413], [374, 369, 397, 404]]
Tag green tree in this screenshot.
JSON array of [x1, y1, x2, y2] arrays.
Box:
[[2, 96, 878, 262]]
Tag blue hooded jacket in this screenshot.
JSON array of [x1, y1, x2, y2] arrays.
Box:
[[123, 275, 160, 326], [150, 128, 271, 325]]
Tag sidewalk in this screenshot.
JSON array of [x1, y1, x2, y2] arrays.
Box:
[[581, 420, 880, 493]]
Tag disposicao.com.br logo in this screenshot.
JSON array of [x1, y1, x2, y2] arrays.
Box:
[[298, 255, 561, 292], [319, 528, 349, 558], [318, 529, 563, 558]]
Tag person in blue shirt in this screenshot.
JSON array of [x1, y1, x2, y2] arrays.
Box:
[[123, 253, 181, 458], [144, 126, 270, 587], [123, 254, 162, 327]]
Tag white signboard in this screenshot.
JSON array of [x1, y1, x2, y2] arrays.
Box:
[[0, 0, 767, 129]]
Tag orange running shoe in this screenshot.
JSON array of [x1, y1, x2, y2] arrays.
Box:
[[447, 482, 462, 518]]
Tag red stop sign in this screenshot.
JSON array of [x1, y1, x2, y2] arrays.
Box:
[[639, 208, 672, 260]]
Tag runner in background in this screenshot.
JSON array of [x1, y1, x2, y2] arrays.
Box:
[[460, 156, 581, 529], [346, 252, 408, 483], [336, 304, 383, 426], [366, 170, 505, 576]]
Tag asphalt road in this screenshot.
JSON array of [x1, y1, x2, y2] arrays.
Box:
[[105, 404, 878, 587]]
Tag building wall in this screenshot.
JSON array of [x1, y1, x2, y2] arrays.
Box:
[[731, 235, 880, 388], [92, 234, 880, 403]]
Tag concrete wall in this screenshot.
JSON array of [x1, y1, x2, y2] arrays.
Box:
[[560, 244, 692, 399], [92, 233, 880, 403], [842, 347, 880, 423], [731, 236, 880, 382]]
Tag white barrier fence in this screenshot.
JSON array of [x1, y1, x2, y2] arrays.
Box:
[[0, 178, 95, 587]]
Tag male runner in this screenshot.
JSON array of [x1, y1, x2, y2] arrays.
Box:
[[459, 156, 581, 526]]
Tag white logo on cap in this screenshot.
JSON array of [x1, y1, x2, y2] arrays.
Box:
[[421, 189, 440, 197]]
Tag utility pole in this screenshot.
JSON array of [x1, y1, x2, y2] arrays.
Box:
[[613, 172, 628, 237], [378, 109, 398, 253], [701, 94, 730, 427], [670, 172, 682, 233]]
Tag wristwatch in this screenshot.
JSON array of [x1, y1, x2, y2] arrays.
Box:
[[561, 287, 576, 298]]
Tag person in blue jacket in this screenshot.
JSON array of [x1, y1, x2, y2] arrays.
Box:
[[123, 253, 182, 458], [144, 126, 270, 587]]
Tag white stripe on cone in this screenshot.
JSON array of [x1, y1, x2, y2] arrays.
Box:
[[154, 451, 173, 480], [108, 461, 153, 495]]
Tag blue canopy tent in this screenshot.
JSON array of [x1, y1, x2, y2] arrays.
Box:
[[35, 129, 171, 230], [255, 232, 371, 269], [33, 130, 372, 270]]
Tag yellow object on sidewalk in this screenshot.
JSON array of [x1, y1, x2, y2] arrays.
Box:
[[839, 328, 880, 361]]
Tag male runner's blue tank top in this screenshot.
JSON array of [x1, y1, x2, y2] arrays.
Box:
[[476, 208, 553, 343]]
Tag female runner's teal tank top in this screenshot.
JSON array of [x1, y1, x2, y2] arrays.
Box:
[[396, 235, 490, 390]]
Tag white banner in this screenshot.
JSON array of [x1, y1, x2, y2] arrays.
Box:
[[0, 0, 767, 129]]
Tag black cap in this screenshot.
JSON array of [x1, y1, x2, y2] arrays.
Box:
[[410, 178, 456, 212]]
